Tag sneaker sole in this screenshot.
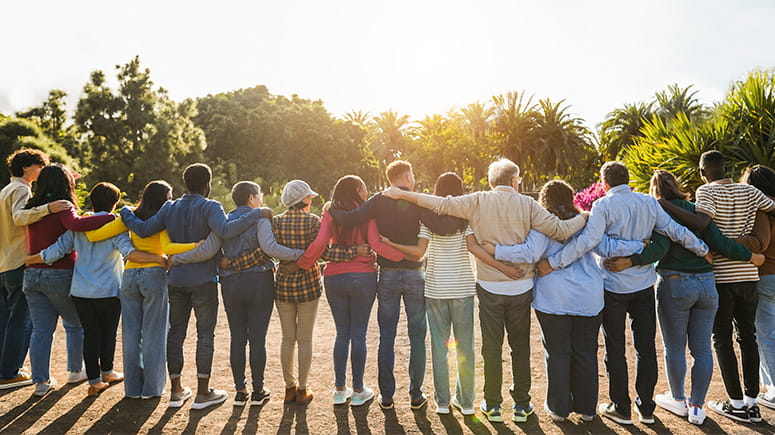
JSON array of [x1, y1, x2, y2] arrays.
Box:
[[513, 415, 531, 423], [251, 397, 270, 406], [656, 403, 688, 417], [168, 391, 192, 408], [451, 400, 475, 416], [351, 397, 374, 407], [708, 407, 749, 423], [233, 401, 247, 407], [758, 398, 775, 410], [410, 400, 427, 410], [191, 396, 227, 410], [601, 413, 633, 425], [0, 380, 33, 389], [484, 414, 503, 423]]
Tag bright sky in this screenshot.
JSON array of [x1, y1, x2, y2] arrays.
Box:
[[2, 0, 774, 129]]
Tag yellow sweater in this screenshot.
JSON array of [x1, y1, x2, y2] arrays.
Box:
[[86, 217, 196, 269]]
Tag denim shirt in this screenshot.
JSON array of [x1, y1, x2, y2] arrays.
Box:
[[41, 212, 135, 298], [120, 194, 262, 287], [546, 185, 709, 294], [496, 229, 643, 315]]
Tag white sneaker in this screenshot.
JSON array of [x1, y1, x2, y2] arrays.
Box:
[[688, 405, 706, 425], [758, 393, 775, 410], [168, 387, 193, 408], [350, 387, 374, 407], [436, 404, 450, 414], [332, 387, 353, 405], [33, 378, 57, 397], [67, 370, 87, 384], [655, 392, 688, 417], [451, 396, 475, 415]]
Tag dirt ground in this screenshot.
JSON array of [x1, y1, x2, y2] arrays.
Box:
[[1, 289, 774, 435]]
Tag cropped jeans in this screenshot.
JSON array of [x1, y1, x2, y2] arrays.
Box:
[[324, 272, 377, 391], [656, 269, 718, 407], [23, 268, 83, 383], [120, 267, 169, 398]]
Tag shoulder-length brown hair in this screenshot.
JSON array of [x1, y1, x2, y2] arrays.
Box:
[[649, 170, 689, 201]]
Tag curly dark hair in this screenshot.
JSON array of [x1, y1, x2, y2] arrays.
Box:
[[741, 164, 775, 197], [539, 180, 579, 220]]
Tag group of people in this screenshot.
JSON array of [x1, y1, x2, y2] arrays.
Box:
[[1, 146, 775, 428]]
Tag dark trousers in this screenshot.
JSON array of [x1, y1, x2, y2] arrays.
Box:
[[167, 282, 218, 378], [71, 296, 121, 382], [537, 311, 602, 417], [221, 271, 274, 391], [602, 287, 657, 417], [713, 281, 759, 400], [477, 285, 532, 407], [0, 266, 31, 379]]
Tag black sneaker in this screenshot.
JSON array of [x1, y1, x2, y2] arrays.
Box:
[[410, 393, 428, 410], [251, 389, 271, 406], [234, 391, 249, 407], [708, 400, 750, 423], [598, 402, 632, 425], [747, 404, 762, 423]]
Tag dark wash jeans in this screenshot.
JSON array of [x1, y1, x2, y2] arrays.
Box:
[[476, 284, 532, 408], [167, 281, 218, 378], [0, 266, 31, 379], [221, 270, 275, 391], [713, 281, 759, 400], [602, 287, 657, 417], [536, 311, 602, 417], [377, 268, 426, 402]]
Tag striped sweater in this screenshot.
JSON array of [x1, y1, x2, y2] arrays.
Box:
[[695, 179, 775, 283]]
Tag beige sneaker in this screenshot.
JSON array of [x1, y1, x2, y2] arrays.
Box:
[[0, 372, 33, 390], [169, 387, 192, 408], [191, 388, 227, 410]]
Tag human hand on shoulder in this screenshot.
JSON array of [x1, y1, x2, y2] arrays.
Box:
[[47, 200, 72, 213], [382, 186, 404, 199]]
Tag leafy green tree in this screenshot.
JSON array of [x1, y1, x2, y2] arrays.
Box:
[[16, 90, 69, 141], [655, 83, 706, 122], [490, 91, 538, 175], [74, 56, 206, 199], [0, 117, 76, 185]]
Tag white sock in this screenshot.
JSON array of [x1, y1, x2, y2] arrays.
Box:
[[744, 395, 757, 407], [730, 398, 745, 408]]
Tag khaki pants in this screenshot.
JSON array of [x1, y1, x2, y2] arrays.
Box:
[[276, 298, 319, 389]]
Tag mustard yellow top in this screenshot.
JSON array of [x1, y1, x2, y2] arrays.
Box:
[[86, 216, 196, 269]]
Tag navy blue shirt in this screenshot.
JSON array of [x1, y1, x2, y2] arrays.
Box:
[[120, 194, 262, 287]]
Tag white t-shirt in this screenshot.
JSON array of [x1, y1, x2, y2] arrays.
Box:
[[419, 224, 476, 299]]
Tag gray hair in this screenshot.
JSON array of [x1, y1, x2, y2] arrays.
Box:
[[488, 158, 520, 188]]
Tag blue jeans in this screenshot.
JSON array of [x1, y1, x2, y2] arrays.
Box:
[[377, 268, 426, 401], [0, 266, 31, 379], [324, 272, 377, 391], [427, 297, 475, 408], [120, 267, 169, 397], [23, 268, 83, 383], [656, 269, 718, 407], [757, 274, 775, 394], [221, 270, 274, 391]]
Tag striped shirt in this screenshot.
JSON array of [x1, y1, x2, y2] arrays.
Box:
[[418, 224, 476, 299], [695, 180, 775, 283]]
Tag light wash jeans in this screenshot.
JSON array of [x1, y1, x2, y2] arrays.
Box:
[[23, 268, 83, 383], [757, 274, 775, 395], [656, 269, 718, 407], [120, 267, 169, 397], [426, 296, 475, 408], [324, 272, 377, 391], [377, 268, 426, 402]]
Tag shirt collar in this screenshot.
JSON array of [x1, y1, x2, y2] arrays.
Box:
[[607, 184, 631, 195], [710, 178, 733, 184], [11, 177, 30, 187], [493, 185, 516, 193]]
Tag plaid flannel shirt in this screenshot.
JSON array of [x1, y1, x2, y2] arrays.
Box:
[[272, 209, 323, 302], [223, 244, 356, 272]]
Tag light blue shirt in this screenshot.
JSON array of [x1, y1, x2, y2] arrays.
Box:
[[41, 212, 135, 298], [546, 184, 709, 294], [496, 230, 644, 315]]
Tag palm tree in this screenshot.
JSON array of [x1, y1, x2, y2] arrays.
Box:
[[490, 91, 538, 169], [655, 83, 706, 122], [369, 110, 411, 177], [598, 101, 655, 160], [532, 99, 595, 185], [343, 110, 372, 127]]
